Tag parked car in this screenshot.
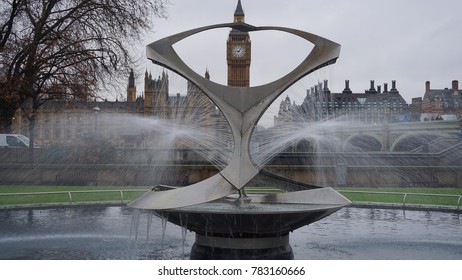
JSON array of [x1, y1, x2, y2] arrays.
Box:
[[0, 134, 31, 148]]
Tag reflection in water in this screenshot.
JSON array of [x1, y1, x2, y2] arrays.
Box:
[[0, 206, 460, 260]]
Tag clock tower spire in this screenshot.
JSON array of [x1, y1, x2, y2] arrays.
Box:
[[234, 0, 245, 22], [227, 0, 251, 87]]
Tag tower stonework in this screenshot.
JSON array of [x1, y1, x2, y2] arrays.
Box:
[[144, 70, 169, 118], [227, 0, 251, 87], [127, 69, 137, 102]]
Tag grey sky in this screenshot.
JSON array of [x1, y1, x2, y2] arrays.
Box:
[[141, 0, 461, 104]]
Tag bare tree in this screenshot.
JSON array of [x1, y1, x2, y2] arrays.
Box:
[[0, 0, 25, 133], [0, 0, 168, 145]]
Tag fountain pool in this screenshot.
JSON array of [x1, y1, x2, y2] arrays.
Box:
[[0, 205, 460, 260]]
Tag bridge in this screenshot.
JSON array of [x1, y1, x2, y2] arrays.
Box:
[[287, 120, 461, 153], [1, 120, 461, 188]]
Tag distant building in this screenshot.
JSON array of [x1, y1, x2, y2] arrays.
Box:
[[11, 69, 216, 147], [274, 80, 411, 126], [11, 1, 249, 147], [422, 80, 462, 121]]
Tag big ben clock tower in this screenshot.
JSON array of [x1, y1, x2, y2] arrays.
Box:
[[227, 0, 251, 88]]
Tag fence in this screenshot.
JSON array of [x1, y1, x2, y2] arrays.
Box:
[[0, 189, 149, 206], [1, 189, 461, 210], [338, 190, 462, 210]]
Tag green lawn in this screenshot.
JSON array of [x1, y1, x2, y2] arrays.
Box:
[[337, 188, 462, 207], [1, 185, 461, 208], [0, 185, 148, 206]]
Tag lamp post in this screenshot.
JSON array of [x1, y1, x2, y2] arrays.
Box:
[[93, 106, 100, 132]]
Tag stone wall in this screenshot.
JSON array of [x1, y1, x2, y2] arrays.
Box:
[[1, 163, 460, 188]]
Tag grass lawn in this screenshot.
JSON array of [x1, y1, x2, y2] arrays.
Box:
[[1, 185, 461, 208], [337, 187, 462, 207], [0, 185, 149, 206]]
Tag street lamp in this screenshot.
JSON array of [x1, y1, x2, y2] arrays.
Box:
[[93, 106, 100, 132]]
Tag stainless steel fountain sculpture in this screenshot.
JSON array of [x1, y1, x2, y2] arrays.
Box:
[[128, 21, 351, 259]]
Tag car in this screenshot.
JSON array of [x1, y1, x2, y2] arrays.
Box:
[[0, 134, 31, 148]]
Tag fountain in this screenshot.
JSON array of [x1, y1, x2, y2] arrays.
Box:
[[128, 20, 351, 259]]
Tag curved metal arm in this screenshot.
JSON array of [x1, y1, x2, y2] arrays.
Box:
[[129, 22, 341, 210]]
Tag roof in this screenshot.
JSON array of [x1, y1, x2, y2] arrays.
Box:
[[234, 0, 244, 16], [424, 89, 462, 109]]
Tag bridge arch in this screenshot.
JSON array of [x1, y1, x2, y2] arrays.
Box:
[[344, 134, 382, 152], [391, 132, 443, 152], [294, 138, 314, 152], [293, 137, 339, 153]]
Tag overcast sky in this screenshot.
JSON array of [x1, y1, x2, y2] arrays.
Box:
[[138, 0, 461, 105]]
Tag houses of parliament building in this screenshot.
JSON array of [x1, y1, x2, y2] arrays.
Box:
[[11, 0, 251, 147], [10, 0, 460, 148]]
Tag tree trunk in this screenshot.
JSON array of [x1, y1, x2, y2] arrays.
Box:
[[0, 101, 18, 133]]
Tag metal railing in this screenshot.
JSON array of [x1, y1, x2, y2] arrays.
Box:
[[1, 189, 461, 211], [0, 189, 149, 206], [338, 190, 462, 210]]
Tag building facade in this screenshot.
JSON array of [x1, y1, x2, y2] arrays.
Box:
[[422, 80, 461, 121], [11, 1, 249, 147], [274, 80, 412, 126], [11, 68, 218, 147]]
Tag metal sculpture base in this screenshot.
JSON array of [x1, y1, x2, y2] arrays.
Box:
[[153, 185, 349, 259], [190, 235, 294, 260]]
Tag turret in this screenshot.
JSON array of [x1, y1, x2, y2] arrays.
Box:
[[234, 0, 245, 22], [128, 69, 135, 89], [127, 69, 136, 102]]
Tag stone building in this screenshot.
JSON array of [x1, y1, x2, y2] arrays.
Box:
[[11, 0, 249, 147], [11, 68, 217, 147], [274, 80, 411, 126], [421, 80, 461, 121]]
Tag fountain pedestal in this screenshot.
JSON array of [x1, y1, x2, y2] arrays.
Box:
[[154, 188, 349, 259], [190, 234, 293, 260]]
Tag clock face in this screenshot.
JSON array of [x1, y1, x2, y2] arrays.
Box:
[[232, 45, 245, 58]]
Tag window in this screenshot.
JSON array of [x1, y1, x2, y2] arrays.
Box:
[[6, 136, 27, 147]]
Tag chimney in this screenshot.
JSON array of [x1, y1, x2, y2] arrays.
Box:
[[425, 81, 430, 92], [366, 80, 377, 94], [384, 83, 388, 93], [377, 85, 381, 93], [452, 80, 459, 92], [342, 80, 352, 94], [323, 80, 330, 93], [389, 80, 399, 94]]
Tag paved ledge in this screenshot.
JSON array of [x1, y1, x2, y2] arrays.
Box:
[[1, 201, 461, 213]]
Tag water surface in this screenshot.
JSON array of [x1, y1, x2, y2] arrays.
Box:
[[0, 206, 460, 259]]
